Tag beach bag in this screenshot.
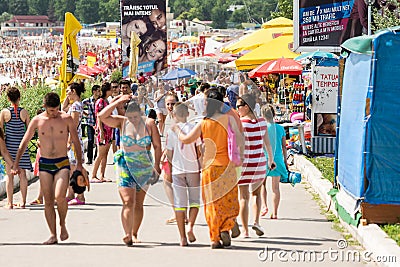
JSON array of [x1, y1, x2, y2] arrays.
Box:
[[227, 119, 241, 166], [280, 171, 302, 186]]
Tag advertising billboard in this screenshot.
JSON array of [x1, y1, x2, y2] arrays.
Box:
[[294, 0, 368, 52], [120, 0, 167, 78]]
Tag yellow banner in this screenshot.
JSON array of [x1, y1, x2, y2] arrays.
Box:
[[60, 12, 82, 102], [128, 31, 141, 82]]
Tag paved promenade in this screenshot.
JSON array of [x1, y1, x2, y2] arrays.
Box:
[[0, 153, 373, 267]]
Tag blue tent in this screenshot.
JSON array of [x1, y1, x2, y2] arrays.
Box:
[[336, 28, 400, 223]]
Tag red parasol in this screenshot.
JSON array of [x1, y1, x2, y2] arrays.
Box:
[[248, 58, 303, 78]]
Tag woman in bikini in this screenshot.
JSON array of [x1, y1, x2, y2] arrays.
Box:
[[97, 94, 161, 246]]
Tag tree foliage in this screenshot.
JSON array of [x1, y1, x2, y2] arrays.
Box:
[[270, 0, 293, 19], [372, 1, 400, 32], [0, 0, 284, 26]]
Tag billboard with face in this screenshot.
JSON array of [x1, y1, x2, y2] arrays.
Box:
[[121, 0, 167, 78]]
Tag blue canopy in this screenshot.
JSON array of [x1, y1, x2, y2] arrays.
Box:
[[161, 68, 196, 80], [295, 51, 339, 61]]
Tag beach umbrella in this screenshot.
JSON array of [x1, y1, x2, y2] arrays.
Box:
[[248, 58, 303, 78], [161, 68, 196, 80], [295, 51, 339, 61]]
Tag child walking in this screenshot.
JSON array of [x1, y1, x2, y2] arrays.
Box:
[[261, 104, 288, 219], [166, 102, 202, 246]]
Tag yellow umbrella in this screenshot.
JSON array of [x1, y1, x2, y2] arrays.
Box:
[[262, 17, 293, 29], [235, 34, 300, 71], [221, 26, 292, 54]]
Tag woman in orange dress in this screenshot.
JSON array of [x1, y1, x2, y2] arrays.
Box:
[[173, 89, 244, 249]]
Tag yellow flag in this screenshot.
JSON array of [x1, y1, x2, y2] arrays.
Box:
[[60, 12, 82, 102], [128, 31, 141, 82]]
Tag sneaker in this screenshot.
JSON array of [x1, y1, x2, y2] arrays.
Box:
[[252, 224, 265, 236]]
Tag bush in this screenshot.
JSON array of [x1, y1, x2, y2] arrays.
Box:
[[0, 85, 53, 118]]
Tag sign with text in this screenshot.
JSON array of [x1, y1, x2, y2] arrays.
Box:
[[293, 0, 366, 52], [312, 66, 338, 113], [120, 0, 167, 78]]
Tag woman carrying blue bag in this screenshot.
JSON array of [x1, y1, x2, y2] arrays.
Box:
[[260, 104, 288, 219]]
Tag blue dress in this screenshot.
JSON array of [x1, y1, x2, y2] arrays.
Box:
[[265, 122, 288, 179], [5, 107, 32, 170]]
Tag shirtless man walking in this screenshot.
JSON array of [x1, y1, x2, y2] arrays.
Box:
[[13, 92, 83, 245]]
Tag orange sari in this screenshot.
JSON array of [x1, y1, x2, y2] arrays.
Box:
[[201, 115, 239, 242]]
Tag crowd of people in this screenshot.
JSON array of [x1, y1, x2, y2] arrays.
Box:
[[0, 36, 121, 88], [2, 69, 290, 249]]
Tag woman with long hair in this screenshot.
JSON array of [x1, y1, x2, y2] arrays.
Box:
[[138, 30, 167, 74], [173, 89, 244, 249], [91, 82, 113, 183], [97, 94, 161, 245]]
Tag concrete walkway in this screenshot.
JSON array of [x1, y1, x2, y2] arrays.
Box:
[[0, 150, 373, 267]]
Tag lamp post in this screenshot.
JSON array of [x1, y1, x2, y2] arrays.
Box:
[[367, 0, 375, 35]]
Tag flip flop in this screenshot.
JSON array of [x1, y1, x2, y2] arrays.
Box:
[[261, 208, 269, 217], [29, 199, 43, 205], [90, 177, 103, 183], [100, 177, 112, 183], [13, 203, 26, 209], [166, 217, 177, 224], [68, 198, 85, 205]]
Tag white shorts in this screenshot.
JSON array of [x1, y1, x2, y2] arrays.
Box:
[[172, 172, 201, 210]]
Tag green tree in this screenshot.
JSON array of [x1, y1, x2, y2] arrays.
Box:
[[9, 0, 29, 15], [0, 12, 12, 24], [0, 0, 8, 15], [372, 2, 400, 32], [47, 0, 56, 22], [270, 0, 293, 19], [76, 0, 99, 24], [98, 0, 119, 22], [211, 5, 228, 28], [54, 0, 76, 21], [28, 0, 49, 15]]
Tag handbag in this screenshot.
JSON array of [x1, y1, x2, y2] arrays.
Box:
[[280, 171, 302, 186], [227, 119, 241, 166]]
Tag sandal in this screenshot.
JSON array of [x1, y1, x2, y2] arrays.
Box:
[[13, 203, 26, 209], [90, 177, 103, 183], [166, 217, 177, 224], [29, 199, 43, 205], [261, 208, 269, 217], [100, 177, 112, 183], [68, 198, 85, 205]]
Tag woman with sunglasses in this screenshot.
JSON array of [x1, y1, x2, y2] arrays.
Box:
[[236, 93, 275, 238]]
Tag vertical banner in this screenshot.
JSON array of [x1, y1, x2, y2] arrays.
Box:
[[87, 52, 97, 68], [120, 0, 167, 78], [294, 0, 368, 52], [312, 66, 339, 113], [60, 12, 82, 101]]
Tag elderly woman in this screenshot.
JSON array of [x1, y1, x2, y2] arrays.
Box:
[[173, 90, 244, 249], [97, 94, 161, 246]]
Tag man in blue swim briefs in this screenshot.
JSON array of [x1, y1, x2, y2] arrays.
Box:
[[13, 92, 83, 245]]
